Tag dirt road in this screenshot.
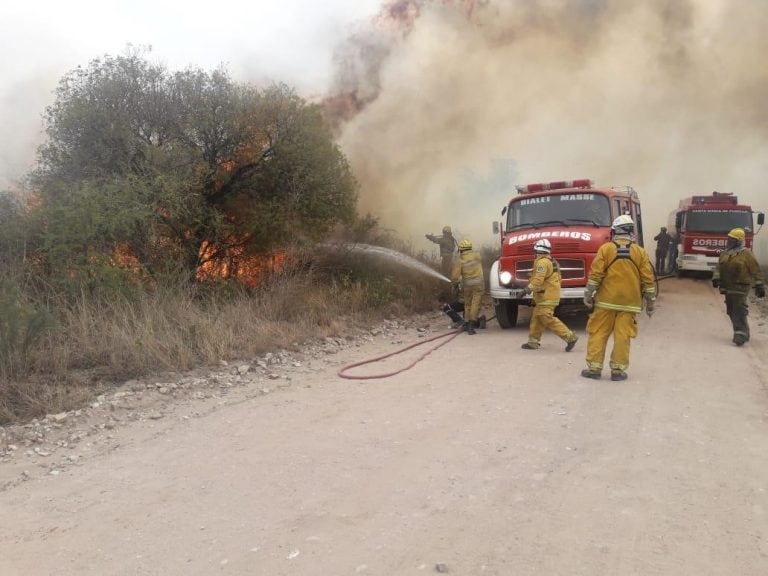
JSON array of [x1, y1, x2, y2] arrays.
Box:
[[2, 277, 768, 575]]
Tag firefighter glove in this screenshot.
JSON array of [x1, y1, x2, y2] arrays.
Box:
[[711, 277, 720, 288], [522, 285, 532, 295], [583, 291, 594, 310], [645, 296, 656, 318], [756, 284, 766, 299]]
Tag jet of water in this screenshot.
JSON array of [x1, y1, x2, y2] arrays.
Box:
[[324, 242, 452, 283]]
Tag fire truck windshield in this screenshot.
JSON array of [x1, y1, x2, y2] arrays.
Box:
[[506, 193, 611, 231], [685, 210, 753, 233]]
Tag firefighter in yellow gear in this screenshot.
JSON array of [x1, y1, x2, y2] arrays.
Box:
[[520, 239, 578, 351], [581, 215, 656, 381], [451, 238, 484, 335], [712, 228, 765, 346]]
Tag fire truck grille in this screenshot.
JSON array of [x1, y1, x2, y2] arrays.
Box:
[[515, 258, 585, 282], [558, 258, 586, 280], [515, 242, 581, 255]]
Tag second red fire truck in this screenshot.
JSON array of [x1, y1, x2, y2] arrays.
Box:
[[667, 192, 764, 276]]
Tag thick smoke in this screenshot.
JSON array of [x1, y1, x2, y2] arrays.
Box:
[[333, 0, 768, 261]]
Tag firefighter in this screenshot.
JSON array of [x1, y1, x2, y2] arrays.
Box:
[[581, 215, 656, 381], [711, 228, 765, 346], [653, 226, 673, 274], [439, 299, 487, 330], [667, 230, 679, 274], [439, 280, 486, 330], [426, 226, 457, 277], [520, 239, 578, 351], [451, 239, 484, 335]]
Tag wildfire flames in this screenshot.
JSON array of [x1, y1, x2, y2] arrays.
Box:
[[197, 241, 287, 287]]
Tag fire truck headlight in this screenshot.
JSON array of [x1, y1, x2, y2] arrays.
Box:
[[499, 270, 513, 285]]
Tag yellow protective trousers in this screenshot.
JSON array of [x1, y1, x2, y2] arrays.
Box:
[[585, 307, 638, 372], [463, 285, 484, 322], [527, 305, 575, 347]]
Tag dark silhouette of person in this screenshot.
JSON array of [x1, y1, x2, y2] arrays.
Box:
[[426, 226, 457, 277], [653, 227, 673, 274]]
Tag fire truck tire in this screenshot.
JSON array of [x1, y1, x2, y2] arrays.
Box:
[[495, 300, 518, 329]]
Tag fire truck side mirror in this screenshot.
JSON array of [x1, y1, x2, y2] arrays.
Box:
[[675, 212, 683, 229], [758, 212, 765, 226], [492, 221, 500, 235]]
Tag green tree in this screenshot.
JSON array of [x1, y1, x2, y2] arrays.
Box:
[[0, 191, 28, 271], [30, 49, 359, 285]]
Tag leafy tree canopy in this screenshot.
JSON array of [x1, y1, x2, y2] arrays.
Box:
[[30, 48, 359, 283]]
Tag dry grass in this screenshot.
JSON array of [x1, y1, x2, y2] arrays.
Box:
[[0, 253, 441, 424]]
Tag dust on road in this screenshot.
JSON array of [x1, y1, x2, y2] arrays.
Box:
[[2, 277, 768, 576]]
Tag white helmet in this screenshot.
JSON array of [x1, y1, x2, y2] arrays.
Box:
[[611, 214, 634, 234], [533, 238, 551, 253]]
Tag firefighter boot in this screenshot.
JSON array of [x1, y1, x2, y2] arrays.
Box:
[[580, 369, 601, 380], [565, 334, 578, 352], [466, 321, 477, 335], [478, 315, 487, 329], [611, 370, 628, 381], [733, 333, 747, 346]]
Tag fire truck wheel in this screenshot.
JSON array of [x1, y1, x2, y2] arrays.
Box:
[[495, 300, 518, 329]]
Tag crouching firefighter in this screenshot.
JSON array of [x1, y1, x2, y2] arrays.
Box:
[[521, 239, 578, 351], [581, 215, 656, 381], [451, 239, 485, 335], [440, 299, 487, 330], [711, 227, 766, 346]]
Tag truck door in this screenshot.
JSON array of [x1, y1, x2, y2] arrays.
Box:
[[631, 200, 644, 247]]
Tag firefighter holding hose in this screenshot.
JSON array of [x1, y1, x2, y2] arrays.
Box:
[[451, 239, 484, 335]]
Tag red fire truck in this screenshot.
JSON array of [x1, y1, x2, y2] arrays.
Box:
[[668, 192, 764, 276], [490, 179, 645, 328]]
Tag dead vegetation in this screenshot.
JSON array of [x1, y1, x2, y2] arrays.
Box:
[[0, 248, 442, 424]]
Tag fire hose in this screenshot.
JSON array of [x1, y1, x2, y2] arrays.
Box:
[[337, 317, 494, 380]]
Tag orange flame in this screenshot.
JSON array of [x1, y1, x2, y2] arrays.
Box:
[[196, 239, 288, 287]]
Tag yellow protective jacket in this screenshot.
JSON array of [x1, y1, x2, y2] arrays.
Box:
[[452, 250, 484, 288], [527, 255, 561, 307], [586, 238, 656, 313], [714, 247, 765, 295]]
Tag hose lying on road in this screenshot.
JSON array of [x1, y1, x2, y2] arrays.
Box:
[[337, 325, 466, 380]]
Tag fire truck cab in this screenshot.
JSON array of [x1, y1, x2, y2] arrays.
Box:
[[490, 179, 644, 328], [669, 192, 764, 276]]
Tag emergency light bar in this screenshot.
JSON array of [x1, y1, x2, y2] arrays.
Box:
[[516, 179, 592, 194], [692, 192, 737, 205]]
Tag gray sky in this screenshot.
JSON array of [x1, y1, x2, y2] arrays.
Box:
[[0, 0, 383, 182]]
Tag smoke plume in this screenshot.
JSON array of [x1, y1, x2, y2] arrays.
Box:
[[331, 0, 768, 261]]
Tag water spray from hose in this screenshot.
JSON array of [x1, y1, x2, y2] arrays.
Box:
[[323, 242, 452, 282]]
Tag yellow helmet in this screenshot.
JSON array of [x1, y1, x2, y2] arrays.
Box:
[[442, 226, 452, 234], [728, 228, 745, 242], [458, 239, 472, 251]]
